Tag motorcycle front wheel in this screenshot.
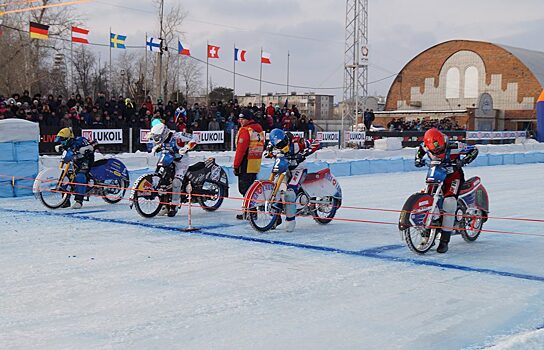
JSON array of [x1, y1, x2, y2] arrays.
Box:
[[38, 173, 72, 209], [132, 174, 164, 218], [402, 226, 438, 255], [246, 182, 280, 233]]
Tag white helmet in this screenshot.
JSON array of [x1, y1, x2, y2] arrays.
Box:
[[149, 122, 170, 144]]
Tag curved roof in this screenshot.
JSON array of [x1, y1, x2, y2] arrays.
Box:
[[496, 44, 544, 87]]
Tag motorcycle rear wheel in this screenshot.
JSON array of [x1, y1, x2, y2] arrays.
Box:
[[312, 197, 340, 224], [460, 205, 484, 242], [197, 180, 225, 212], [102, 179, 128, 204]]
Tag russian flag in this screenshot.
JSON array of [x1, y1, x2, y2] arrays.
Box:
[[234, 48, 246, 62], [178, 40, 190, 56], [261, 51, 271, 64]]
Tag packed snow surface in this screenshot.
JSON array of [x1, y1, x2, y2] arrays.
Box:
[[1, 163, 543, 349]]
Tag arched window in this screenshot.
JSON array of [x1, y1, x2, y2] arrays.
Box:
[[464, 66, 479, 98], [445, 67, 460, 99]]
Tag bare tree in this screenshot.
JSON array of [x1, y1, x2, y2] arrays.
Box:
[[72, 45, 96, 96], [179, 57, 202, 101]]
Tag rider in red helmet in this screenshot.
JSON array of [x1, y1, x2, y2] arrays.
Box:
[[415, 128, 479, 253]]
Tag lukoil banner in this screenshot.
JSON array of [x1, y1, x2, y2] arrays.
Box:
[[140, 129, 151, 143], [344, 131, 366, 144], [81, 129, 123, 144], [316, 131, 340, 143], [193, 131, 225, 144]]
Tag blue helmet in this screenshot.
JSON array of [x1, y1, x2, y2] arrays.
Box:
[[269, 128, 288, 149]]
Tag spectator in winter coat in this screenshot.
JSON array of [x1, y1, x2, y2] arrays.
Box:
[[59, 113, 73, 128]]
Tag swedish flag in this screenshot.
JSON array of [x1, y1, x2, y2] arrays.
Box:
[[110, 32, 127, 49]]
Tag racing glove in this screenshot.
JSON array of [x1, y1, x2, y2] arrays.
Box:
[[151, 144, 162, 154], [54, 145, 64, 153], [414, 158, 425, 168]]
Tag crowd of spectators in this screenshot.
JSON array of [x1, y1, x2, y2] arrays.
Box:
[[386, 117, 465, 131], [0, 90, 317, 137]]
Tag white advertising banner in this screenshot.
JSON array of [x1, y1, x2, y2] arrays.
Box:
[[193, 130, 225, 144], [344, 131, 367, 144], [316, 131, 340, 143], [139, 129, 151, 143], [81, 129, 123, 144], [466, 131, 527, 140]]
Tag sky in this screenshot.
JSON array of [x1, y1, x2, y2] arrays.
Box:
[[75, 0, 544, 100]]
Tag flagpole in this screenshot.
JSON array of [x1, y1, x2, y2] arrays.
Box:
[[109, 27, 112, 98], [233, 42, 236, 101], [144, 33, 148, 101], [206, 40, 209, 107], [177, 37, 180, 103], [286, 50, 290, 98], [70, 37, 74, 94], [259, 47, 263, 106]]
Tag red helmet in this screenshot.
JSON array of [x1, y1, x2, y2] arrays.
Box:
[[424, 128, 447, 155]]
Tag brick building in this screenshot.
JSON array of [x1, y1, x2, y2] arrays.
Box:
[[382, 39, 544, 131]]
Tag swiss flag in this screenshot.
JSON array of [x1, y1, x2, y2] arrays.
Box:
[[208, 44, 220, 58]]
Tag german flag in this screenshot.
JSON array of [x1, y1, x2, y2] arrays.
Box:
[[29, 22, 49, 40]]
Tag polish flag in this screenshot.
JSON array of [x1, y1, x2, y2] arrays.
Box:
[[208, 44, 220, 58], [261, 51, 271, 64], [71, 26, 89, 44]]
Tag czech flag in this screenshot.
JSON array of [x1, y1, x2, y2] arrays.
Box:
[[178, 40, 190, 56], [71, 26, 89, 44], [234, 48, 246, 62], [261, 51, 271, 64], [29, 22, 49, 40]]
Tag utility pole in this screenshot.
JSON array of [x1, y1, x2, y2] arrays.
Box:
[[342, 0, 369, 136], [158, 0, 165, 100]]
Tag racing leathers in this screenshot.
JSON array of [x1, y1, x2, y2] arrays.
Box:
[[266, 134, 320, 230], [153, 131, 196, 211], [56, 137, 97, 205], [415, 140, 478, 249]]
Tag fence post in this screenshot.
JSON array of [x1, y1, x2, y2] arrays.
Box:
[[129, 128, 133, 153], [230, 129, 235, 151], [338, 130, 341, 149], [183, 181, 198, 232]]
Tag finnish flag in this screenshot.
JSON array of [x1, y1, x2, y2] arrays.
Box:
[[146, 37, 162, 53]]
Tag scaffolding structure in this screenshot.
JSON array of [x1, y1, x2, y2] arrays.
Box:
[[342, 0, 369, 133]]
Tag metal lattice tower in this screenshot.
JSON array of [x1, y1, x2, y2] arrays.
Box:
[[342, 0, 369, 133]]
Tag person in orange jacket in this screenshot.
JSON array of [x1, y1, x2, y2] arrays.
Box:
[[233, 111, 265, 219]]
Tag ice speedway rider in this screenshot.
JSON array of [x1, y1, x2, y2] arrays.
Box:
[[54, 127, 98, 209], [414, 128, 479, 253], [266, 128, 320, 232], [148, 120, 197, 216]]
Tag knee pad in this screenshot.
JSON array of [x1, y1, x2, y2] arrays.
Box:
[[172, 177, 183, 202], [442, 196, 457, 231], [284, 188, 297, 220]]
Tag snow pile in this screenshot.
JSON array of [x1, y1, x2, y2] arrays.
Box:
[[486, 328, 544, 350]]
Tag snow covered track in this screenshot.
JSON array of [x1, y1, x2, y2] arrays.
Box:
[[2, 207, 544, 285], [1, 164, 543, 349]]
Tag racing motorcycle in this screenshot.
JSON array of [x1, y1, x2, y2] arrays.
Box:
[[33, 149, 129, 209], [242, 154, 342, 232], [398, 161, 489, 254], [130, 148, 229, 218]]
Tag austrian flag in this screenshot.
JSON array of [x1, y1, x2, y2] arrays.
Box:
[[71, 26, 89, 44], [261, 51, 271, 64], [208, 44, 220, 58]]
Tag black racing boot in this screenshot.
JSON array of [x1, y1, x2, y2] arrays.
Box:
[[61, 199, 71, 208], [236, 214, 244, 220], [437, 231, 451, 254], [167, 206, 178, 217]]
